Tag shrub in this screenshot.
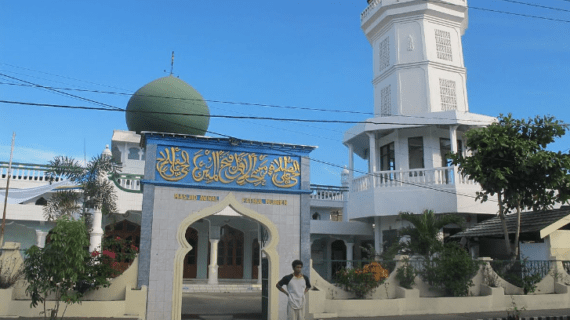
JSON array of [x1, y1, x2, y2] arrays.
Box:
[[23, 217, 116, 319], [490, 259, 544, 294], [335, 262, 389, 298], [0, 255, 23, 289], [419, 242, 481, 297], [396, 258, 416, 289]]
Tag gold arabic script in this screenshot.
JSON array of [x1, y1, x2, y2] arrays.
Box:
[[156, 147, 190, 181], [191, 149, 300, 188]]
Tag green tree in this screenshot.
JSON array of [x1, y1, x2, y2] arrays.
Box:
[[23, 217, 114, 320], [44, 154, 119, 224], [450, 114, 570, 259], [398, 209, 465, 257]]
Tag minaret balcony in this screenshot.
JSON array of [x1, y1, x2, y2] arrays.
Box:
[[349, 165, 498, 219], [351, 166, 473, 191]]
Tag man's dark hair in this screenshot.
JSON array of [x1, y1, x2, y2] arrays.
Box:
[[292, 260, 303, 268]]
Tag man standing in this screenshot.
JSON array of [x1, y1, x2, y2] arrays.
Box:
[[276, 260, 311, 320]]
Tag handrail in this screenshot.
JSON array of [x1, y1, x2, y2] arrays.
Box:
[[351, 166, 476, 192], [310, 184, 348, 201], [109, 173, 143, 193]]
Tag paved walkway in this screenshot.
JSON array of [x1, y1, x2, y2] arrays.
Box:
[[3, 292, 570, 320]]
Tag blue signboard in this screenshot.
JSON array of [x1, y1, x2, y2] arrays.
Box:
[[143, 133, 315, 193]]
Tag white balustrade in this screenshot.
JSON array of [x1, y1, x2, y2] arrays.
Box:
[[361, 0, 382, 21], [0, 164, 63, 182], [115, 175, 142, 191], [352, 166, 475, 191], [310, 185, 347, 201]]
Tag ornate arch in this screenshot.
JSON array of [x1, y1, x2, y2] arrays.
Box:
[[171, 192, 280, 320]]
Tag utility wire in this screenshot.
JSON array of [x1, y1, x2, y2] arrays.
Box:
[[0, 81, 372, 116], [0, 81, 498, 125], [0, 74, 122, 111], [0, 99, 499, 126], [415, 0, 570, 23], [494, 0, 570, 13]]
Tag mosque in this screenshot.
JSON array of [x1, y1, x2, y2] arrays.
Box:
[[0, 1, 540, 319]]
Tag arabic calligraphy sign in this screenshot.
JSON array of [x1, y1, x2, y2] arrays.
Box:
[[156, 147, 301, 189]]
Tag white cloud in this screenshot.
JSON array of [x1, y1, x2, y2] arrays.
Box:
[[0, 146, 84, 165]]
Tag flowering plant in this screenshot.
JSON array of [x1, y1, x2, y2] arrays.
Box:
[[335, 262, 389, 298], [91, 236, 140, 277]]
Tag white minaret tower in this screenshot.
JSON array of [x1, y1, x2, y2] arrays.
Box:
[[361, 0, 469, 116]]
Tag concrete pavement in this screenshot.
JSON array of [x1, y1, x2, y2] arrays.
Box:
[[3, 292, 570, 319]]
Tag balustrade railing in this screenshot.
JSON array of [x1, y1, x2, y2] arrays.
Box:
[[111, 173, 143, 192], [351, 166, 476, 192], [361, 0, 382, 21], [310, 184, 347, 201], [0, 162, 64, 182]]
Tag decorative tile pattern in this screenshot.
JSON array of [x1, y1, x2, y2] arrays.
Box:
[[379, 37, 390, 71], [439, 78, 457, 110], [435, 29, 453, 61], [381, 85, 392, 116]]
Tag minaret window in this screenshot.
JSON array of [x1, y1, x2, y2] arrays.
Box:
[[380, 142, 395, 171], [379, 37, 390, 71], [408, 137, 424, 169], [435, 29, 453, 61], [439, 79, 457, 111], [128, 148, 140, 160], [381, 85, 392, 116]]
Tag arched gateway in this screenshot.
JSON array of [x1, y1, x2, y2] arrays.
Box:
[[137, 133, 315, 320]]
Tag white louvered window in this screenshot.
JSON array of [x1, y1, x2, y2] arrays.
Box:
[[381, 85, 392, 116], [379, 37, 390, 71], [439, 79, 457, 111], [435, 29, 453, 61]]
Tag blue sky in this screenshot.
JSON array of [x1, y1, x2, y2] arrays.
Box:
[[1, 1, 569, 186]]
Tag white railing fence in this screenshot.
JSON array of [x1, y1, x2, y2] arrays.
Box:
[[310, 184, 348, 201], [352, 166, 476, 192]]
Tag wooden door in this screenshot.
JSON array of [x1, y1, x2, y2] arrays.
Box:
[[217, 225, 244, 279], [183, 228, 198, 279]]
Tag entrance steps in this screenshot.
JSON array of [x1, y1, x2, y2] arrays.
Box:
[[182, 279, 262, 293]]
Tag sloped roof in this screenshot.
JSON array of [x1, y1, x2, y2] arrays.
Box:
[[452, 207, 570, 239]]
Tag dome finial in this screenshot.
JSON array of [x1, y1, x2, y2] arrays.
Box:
[[170, 51, 175, 76]]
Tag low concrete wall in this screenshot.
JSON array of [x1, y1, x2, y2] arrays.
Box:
[[308, 257, 570, 318], [1, 251, 147, 319], [0, 286, 147, 319], [321, 284, 570, 318], [12, 257, 141, 301]]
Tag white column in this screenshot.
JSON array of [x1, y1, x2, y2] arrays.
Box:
[[208, 239, 220, 285], [325, 238, 332, 280], [374, 217, 382, 259], [243, 232, 253, 280], [35, 230, 48, 248], [345, 241, 354, 269], [367, 132, 377, 173], [449, 125, 458, 154], [89, 208, 104, 252], [348, 144, 354, 182], [449, 125, 459, 183]]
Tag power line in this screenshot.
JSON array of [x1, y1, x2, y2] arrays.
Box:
[[0, 81, 498, 125], [417, 0, 570, 23], [0, 81, 372, 116], [494, 0, 570, 13], [467, 5, 570, 23], [0, 74, 122, 111], [0, 99, 498, 126]]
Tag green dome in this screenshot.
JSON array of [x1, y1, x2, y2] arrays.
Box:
[[126, 76, 210, 135]]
